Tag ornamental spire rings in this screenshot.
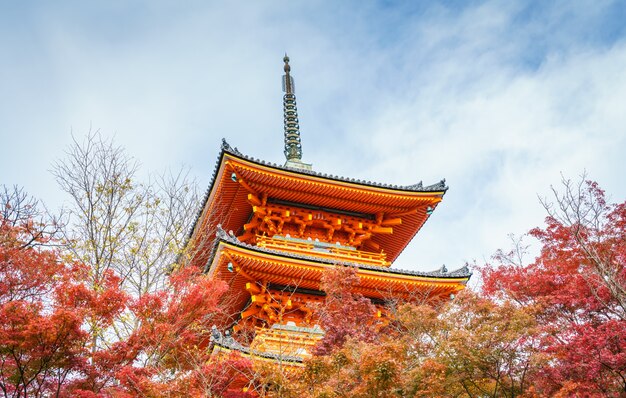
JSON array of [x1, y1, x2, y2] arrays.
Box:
[[282, 55, 303, 162]]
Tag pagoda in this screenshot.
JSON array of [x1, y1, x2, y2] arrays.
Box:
[[183, 55, 471, 367]]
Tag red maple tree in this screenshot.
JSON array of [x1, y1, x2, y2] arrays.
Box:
[[0, 199, 254, 397], [0, 210, 127, 397], [482, 179, 626, 396], [313, 266, 379, 355]]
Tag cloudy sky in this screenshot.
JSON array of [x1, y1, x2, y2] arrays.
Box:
[[1, 1, 625, 276]]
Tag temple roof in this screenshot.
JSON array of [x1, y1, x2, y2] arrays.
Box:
[[184, 139, 449, 267], [203, 227, 471, 324]]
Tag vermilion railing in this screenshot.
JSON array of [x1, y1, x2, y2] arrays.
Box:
[[250, 325, 323, 357], [255, 235, 390, 267]]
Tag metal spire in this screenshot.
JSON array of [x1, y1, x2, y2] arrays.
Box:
[[282, 54, 311, 169]]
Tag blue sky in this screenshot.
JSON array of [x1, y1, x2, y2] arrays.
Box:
[[1, 1, 625, 274]]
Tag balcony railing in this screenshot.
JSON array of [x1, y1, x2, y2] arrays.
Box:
[[255, 234, 390, 267]]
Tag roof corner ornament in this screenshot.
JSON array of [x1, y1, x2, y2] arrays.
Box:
[[423, 179, 448, 192], [215, 225, 228, 239], [221, 138, 241, 155], [282, 54, 312, 171], [459, 264, 470, 274]]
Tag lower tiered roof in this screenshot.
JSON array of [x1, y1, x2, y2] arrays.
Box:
[[205, 227, 471, 326]]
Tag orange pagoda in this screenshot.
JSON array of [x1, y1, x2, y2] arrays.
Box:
[[183, 55, 471, 367]]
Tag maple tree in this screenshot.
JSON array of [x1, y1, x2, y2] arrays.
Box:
[[265, 290, 539, 398], [0, 197, 127, 397], [0, 188, 254, 397], [110, 266, 257, 398], [313, 266, 379, 355], [482, 178, 626, 396], [49, 132, 207, 391]]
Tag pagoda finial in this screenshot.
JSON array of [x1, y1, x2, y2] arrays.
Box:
[[283, 54, 293, 94], [282, 54, 309, 168]]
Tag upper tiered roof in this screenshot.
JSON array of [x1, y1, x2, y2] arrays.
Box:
[[185, 139, 449, 269]]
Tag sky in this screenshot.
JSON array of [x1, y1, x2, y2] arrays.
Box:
[[1, 1, 625, 277]]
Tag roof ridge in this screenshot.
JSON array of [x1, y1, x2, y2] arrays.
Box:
[[221, 138, 448, 193]]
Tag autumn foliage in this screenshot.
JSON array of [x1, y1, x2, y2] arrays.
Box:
[[313, 266, 379, 355], [2, 173, 625, 397], [481, 180, 626, 396], [0, 207, 125, 396], [0, 207, 253, 397], [260, 179, 626, 397], [271, 291, 538, 398]]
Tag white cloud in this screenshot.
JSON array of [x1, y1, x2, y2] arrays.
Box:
[[354, 32, 626, 270], [1, 1, 624, 273]]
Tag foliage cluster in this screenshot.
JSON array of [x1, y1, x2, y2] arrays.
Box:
[[0, 205, 254, 397]]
